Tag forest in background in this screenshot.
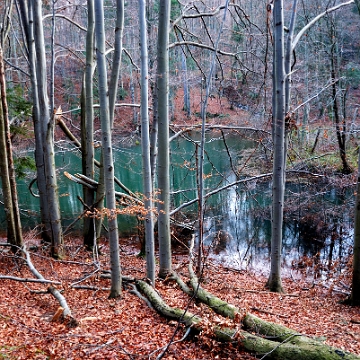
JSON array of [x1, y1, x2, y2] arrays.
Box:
[[0, 0, 360, 358]]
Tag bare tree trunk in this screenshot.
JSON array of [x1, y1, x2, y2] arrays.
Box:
[[139, 0, 155, 285], [351, 150, 360, 305], [108, 0, 124, 126], [197, 0, 230, 276], [330, 39, 352, 174], [93, 0, 124, 245], [81, 0, 96, 248], [181, 51, 191, 117], [0, 43, 23, 248], [156, 0, 172, 278], [268, 0, 285, 293], [267, 0, 353, 292], [24, 0, 63, 257], [94, 0, 122, 298]]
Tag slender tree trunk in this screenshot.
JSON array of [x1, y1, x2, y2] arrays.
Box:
[[156, 0, 172, 278], [25, 0, 63, 257], [267, 0, 353, 292], [150, 82, 158, 184], [139, 0, 155, 285], [197, 0, 230, 276], [26, 0, 49, 243], [268, 0, 285, 293], [81, 0, 95, 248], [0, 95, 15, 243], [0, 39, 23, 248], [108, 0, 124, 126], [351, 151, 360, 305], [93, 0, 124, 245], [330, 40, 351, 174], [94, 0, 122, 298], [181, 51, 191, 117]]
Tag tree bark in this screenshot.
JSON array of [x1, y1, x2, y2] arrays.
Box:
[[269, 0, 286, 293], [139, 0, 155, 285], [81, 0, 96, 248], [94, 0, 122, 298], [0, 41, 23, 249], [156, 0, 172, 278], [351, 150, 360, 305], [27, 0, 63, 257]]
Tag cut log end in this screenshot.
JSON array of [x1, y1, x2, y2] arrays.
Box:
[[51, 306, 78, 328]]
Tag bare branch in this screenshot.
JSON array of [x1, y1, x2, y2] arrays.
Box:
[[0, 275, 61, 284], [170, 173, 273, 216], [292, 0, 354, 50]]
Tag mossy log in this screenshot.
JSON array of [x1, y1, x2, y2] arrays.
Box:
[[188, 265, 240, 319], [163, 272, 360, 360], [135, 280, 202, 328]]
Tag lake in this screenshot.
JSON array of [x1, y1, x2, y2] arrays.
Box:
[[2, 130, 354, 276]]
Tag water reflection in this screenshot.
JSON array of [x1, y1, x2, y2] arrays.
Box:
[[1, 132, 354, 277], [202, 175, 353, 277]]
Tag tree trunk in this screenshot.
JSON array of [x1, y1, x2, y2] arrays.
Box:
[[269, 0, 286, 293], [351, 150, 360, 305], [26, 0, 63, 257], [330, 40, 352, 175], [108, 0, 124, 127], [267, 0, 354, 293], [0, 41, 23, 249], [94, 0, 122, 298], [181, 51, 191, 117], [81, 0, 96, 248], [156, 0, 172, 278], [139, 0, 155, 285]]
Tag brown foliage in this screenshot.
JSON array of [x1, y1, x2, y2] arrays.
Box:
[[0, 236, 358, 359]]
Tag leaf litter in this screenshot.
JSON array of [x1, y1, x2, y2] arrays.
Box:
[[0, 235, 358, 359]]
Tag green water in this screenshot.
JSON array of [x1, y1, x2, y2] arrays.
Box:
[[1, 131, 354, 274], [5, 131, 254, 233]]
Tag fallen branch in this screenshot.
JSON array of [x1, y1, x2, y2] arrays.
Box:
[[250, 306, 288, 318], [64, 172, 143, 205], [22, 246, 78, 327], [71, 285, 110, 291], [0, 275, 61, 284]]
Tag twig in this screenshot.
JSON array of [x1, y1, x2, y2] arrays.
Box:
[[70, 265, 100, 287], [150, 327, 192, 360], [0, 275, 61, 284], [251, 307, 288, 318], [259, 334, 301, 360], [85, 339, 116, 355], [71, 285, 110, 291], [245, 289, 299, 297]]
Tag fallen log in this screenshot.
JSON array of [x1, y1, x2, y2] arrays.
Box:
[[136, 277, 360, 360], [135, 279, 202, 328]]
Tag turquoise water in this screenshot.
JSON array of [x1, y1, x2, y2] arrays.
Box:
[[1, 131, 354, 273]]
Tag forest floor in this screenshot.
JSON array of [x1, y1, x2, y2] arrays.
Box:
[[4, 86, 360, 359], [0, 234, 359, 360]]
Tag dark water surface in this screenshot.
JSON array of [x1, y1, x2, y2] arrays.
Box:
[[2, 132, 354, 276]]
